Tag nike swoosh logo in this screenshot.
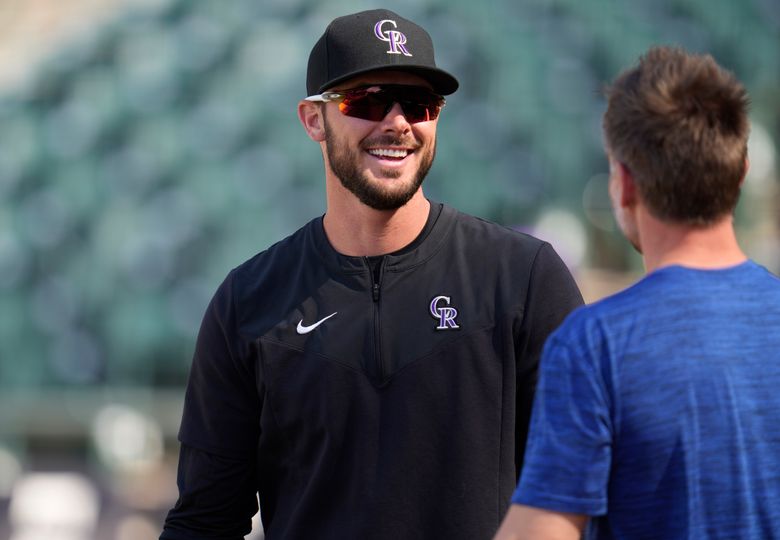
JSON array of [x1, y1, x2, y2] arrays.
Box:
[[296, 312, 337, 334]]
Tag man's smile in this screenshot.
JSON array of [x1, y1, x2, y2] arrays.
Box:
[[366, 147, 413, 161]]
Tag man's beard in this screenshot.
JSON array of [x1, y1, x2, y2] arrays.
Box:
[[323, 116, 436, 211]]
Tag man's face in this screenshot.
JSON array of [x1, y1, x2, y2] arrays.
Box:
[[321, 71, 439, 211]]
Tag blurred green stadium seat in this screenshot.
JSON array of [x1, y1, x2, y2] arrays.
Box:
[[0, 0, 777, 393]]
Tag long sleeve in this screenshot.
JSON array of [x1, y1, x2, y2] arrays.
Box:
[[161, 271, 263, 538], [160, 444, 259, 539], [514, 242, 584, 475]]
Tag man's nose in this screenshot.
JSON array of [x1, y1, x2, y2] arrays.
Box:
[[379, 102, 412, 131]]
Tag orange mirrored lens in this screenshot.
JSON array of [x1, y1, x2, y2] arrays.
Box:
[[336, 85, 443, 123]]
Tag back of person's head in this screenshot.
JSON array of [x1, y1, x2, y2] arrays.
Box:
[[603, 46, 750, 225]]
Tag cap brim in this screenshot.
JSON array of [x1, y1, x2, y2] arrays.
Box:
[[319, 65, 459, 95]]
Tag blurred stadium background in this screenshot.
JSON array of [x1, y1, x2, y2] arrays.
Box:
[[0, 0, 777, 538]]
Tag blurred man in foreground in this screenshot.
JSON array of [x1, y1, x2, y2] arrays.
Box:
[[494, 46, 780, 540]]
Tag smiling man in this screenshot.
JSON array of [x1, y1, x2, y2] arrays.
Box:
[[160, 9, 582, 540]]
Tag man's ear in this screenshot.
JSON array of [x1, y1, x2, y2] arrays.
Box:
[[739, 156, 750, 187], [298, 101, 326, 142], [616, 160, 638, 208]]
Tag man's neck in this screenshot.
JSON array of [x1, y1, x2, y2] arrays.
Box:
[[323, 190, 430, 257], [637, 209, 747, 272]]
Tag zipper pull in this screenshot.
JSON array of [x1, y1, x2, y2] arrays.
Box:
[[372, 282, 380, 302]]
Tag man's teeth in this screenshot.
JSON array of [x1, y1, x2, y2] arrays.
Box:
[[368, 148, 409, 158]]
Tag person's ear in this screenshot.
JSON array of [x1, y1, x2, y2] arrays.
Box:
[[298, 101, 326, 142], [616, 161, 637, 208], [739, 156, 750, 187]]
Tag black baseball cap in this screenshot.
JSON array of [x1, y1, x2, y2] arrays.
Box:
[[306, 9, 459, 96]]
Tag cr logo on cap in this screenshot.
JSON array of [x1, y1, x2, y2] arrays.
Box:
[[374, 19, 413, 57]]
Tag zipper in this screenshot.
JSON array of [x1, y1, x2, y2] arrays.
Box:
[[366, 256, 386, 381]]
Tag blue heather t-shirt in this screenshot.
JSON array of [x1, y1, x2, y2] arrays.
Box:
[[512, 261, 780, 540]]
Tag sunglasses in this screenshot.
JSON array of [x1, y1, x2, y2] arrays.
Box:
[[305, 84, 445, 123]]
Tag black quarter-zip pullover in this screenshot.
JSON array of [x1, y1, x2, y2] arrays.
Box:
[[161, 202, 583, 540]]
